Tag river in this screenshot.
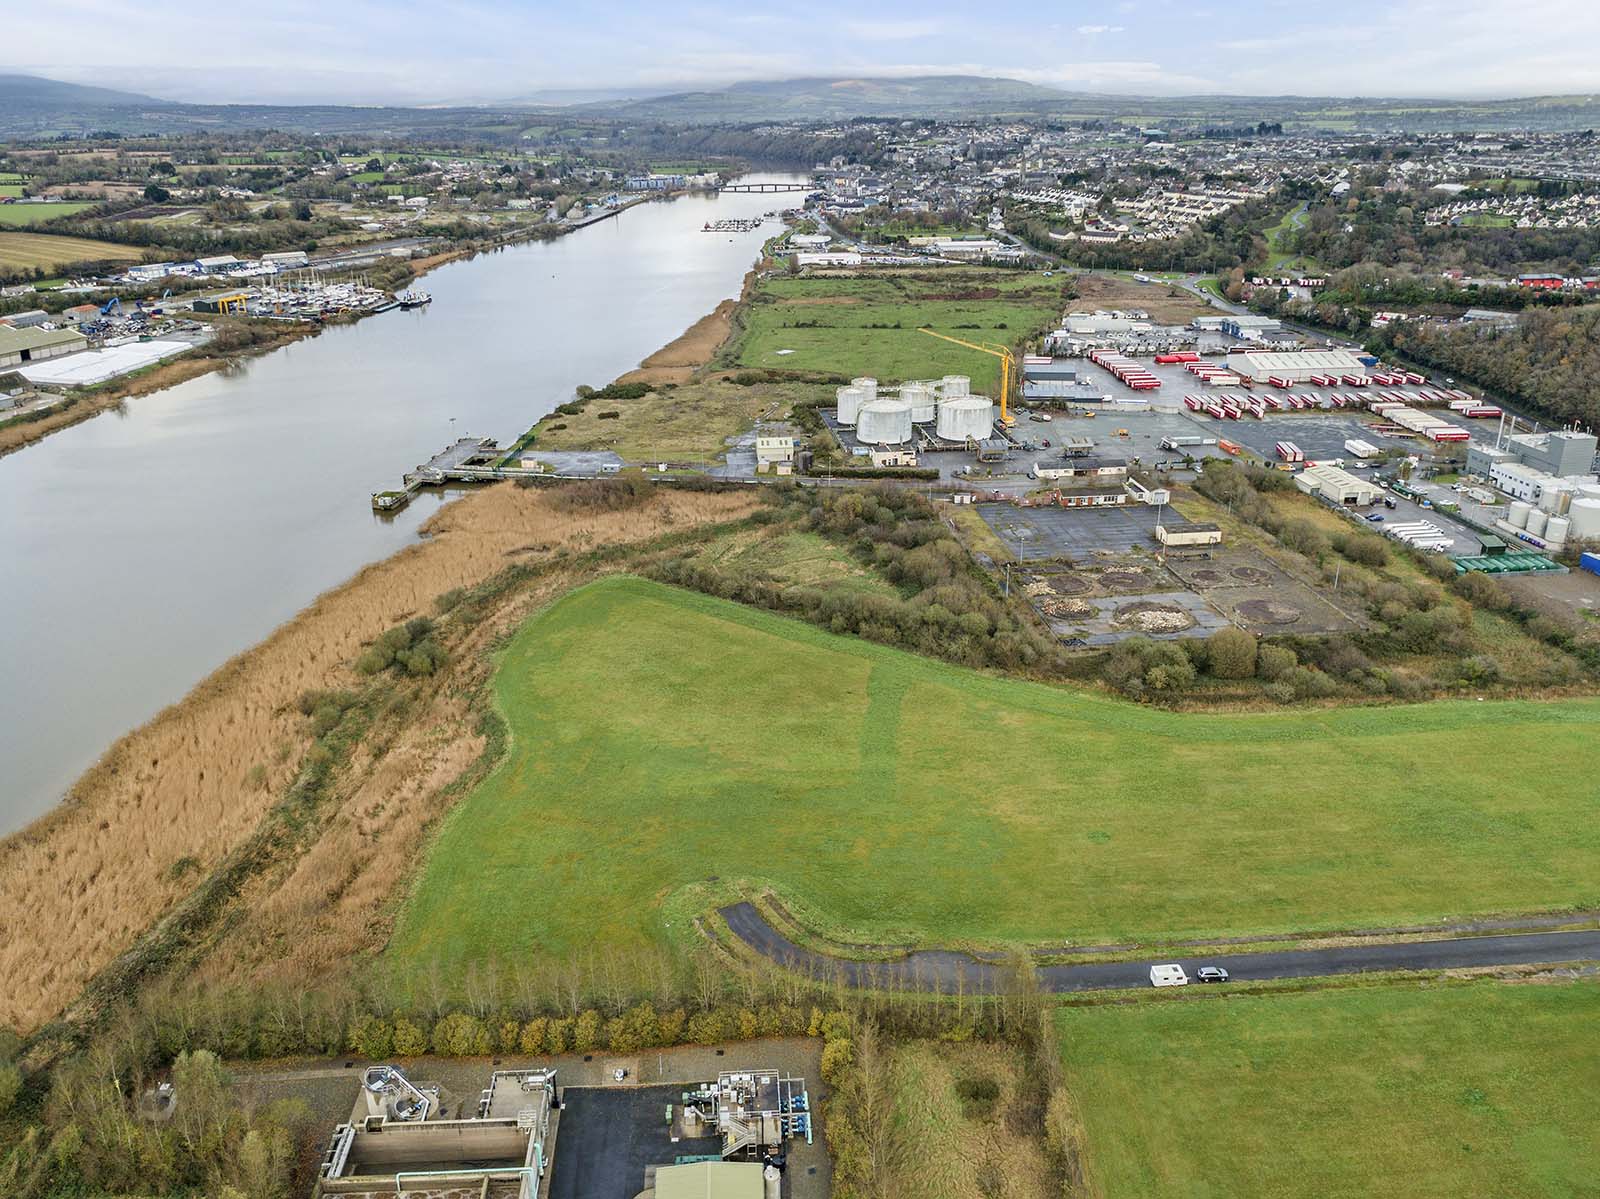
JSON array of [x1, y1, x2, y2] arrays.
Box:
[[1, 176, 803, 832]]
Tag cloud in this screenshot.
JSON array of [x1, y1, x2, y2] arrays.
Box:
[[1076, 24, 1125, 35]]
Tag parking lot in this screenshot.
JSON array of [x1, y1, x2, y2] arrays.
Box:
[[977, 500, 1198, 558]]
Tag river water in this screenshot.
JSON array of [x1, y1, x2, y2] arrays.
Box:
[[1, 177, 802, 832]]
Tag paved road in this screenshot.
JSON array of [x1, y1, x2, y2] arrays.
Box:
[[721, 903, 1600, 993]]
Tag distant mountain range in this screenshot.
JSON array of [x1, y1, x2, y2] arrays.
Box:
[[0, 73, 167, 110], [1, 70, 1597, 136]]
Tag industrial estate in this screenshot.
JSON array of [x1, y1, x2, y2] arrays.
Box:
[[3, 38, 1600, 1199]]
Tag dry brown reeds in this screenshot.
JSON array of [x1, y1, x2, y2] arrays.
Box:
[[0, 483, 757, 1033]]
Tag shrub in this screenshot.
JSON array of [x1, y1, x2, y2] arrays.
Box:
[[820, 1037, 855, 1086], [391, 1017, 428, 1057], [544, 1018, 572, 1055], [1206, 628, 1258, 679], [572, 1010, 602, 1053], [520, 1018, 549, 1055], [356, 616, 448, 677], [347, 1014, 393, 1060], [1256, 643, 1297, 682], [1278, 518, 1329, 559], [433, 1012, 491, 1056]]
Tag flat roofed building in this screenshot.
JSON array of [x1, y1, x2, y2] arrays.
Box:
[[1294, 463, 1380, 506], [0, 325, 87, 368], [755, 434, 794, 464], [1236, 348, 1366, 384]]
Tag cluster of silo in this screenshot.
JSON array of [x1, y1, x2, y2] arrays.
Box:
[[857, 397, 914, 445]]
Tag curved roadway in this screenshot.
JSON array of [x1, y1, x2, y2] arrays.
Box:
[[720, 903, 1600, 993]]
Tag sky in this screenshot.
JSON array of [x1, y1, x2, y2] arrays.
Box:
[[10, 0, 1600, 105]]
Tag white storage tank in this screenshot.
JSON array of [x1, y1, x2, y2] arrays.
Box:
[[1526, 508, 1549, 537], [836, 385, 865, 426], [856, 398, 914, 445], [901, 382, 937, 424], [1566, 497, 1600, 539], [851, 376, 878, 403], [1506, 501, 1531, 529], [937, 395, 994, 442], [940, 374, 971, 398], [1545, 515, 1570, 545], [1577, 483, 1600, 502]]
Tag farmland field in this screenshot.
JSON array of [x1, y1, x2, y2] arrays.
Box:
[[730, 270, 1068, 390], [389, 577, 1600, 976], [0, 202, 97, 227], [1061, 979, 1600, 1198], [0, 231, 143, 272]]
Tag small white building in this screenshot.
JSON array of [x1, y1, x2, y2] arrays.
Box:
[[755, 434, 794, 465]]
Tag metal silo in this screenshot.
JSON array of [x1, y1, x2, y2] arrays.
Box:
[[1506, 501, 1531, 529], [1567, 498, 1600, 539], [1526, 508, 1549, 537], [851, 376, 878, 403], [936, 396, 994, 441], [836, 385, 865, 426], [940, 374, 971, 398], [901, 382, 937, 424], [856, 399, 914, 445], [1545, 515, 1571, 545]]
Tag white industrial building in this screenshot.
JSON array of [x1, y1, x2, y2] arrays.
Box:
[[0, 325, 88, 368], [1235, 348, 1368, 384], [1294, 463, 1380, 506]]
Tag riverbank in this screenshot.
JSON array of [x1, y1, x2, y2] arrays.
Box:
[[0, 256, 767, 1034], [0, 208, 632, 460], [0, 319, 324, 457], [0, 481, 760, 1035]]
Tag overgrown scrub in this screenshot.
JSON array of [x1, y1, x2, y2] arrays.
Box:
[[652, 484, 1066, 674], [1193, 460, 1589, 696], [355, 616, 447, 677]]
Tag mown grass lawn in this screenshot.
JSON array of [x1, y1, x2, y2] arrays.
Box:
[[1061, 979, 1600, 1198], [732, 270, 1066, 389], [389, 577, 1600, 975], [0, 202, 98, 227]]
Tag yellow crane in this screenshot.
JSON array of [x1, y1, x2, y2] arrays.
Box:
[[916, 327, 1017, 426]]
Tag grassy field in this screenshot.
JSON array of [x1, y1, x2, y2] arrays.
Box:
[[0, 231, 142, 272], [1461, 212, 1516, 228], [389, 577, 1600, 975], [527, 379, 818, 462], [0, 202, 97, 227], [1062, 979, 1600, 1198], [881, 1041, 1054, 1199], [677, 525, 900, 600], [730, 270, 1069, 390]]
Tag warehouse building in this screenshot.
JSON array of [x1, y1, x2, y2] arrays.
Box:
[[1220, 314, 1282, 340], [1294, 463, 1380, 506], [0, 325, 87, 368], [1234, 348, 1368, 384], [0, 308, 49, 329]]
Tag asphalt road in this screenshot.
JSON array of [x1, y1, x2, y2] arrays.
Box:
[[720, 903, 1600, 993]]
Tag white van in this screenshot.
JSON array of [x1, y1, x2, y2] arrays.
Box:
[[1149, 964, 1189, 987]]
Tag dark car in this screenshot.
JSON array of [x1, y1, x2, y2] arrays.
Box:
[[1366, 513, 1385, 522], [1195, 966, 1230, 983]]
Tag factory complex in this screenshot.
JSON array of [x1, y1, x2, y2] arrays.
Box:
[[315, 1063, 811, 1199]]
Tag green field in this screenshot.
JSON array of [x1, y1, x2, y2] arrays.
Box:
[[1461, 212, 1516, 228], [731, 271, 1066, 390], [1062, 980, 1600, 1198], [389, 578, 1600, 975], [0, 231, 142, 272], [0, 202, 96, 227]]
